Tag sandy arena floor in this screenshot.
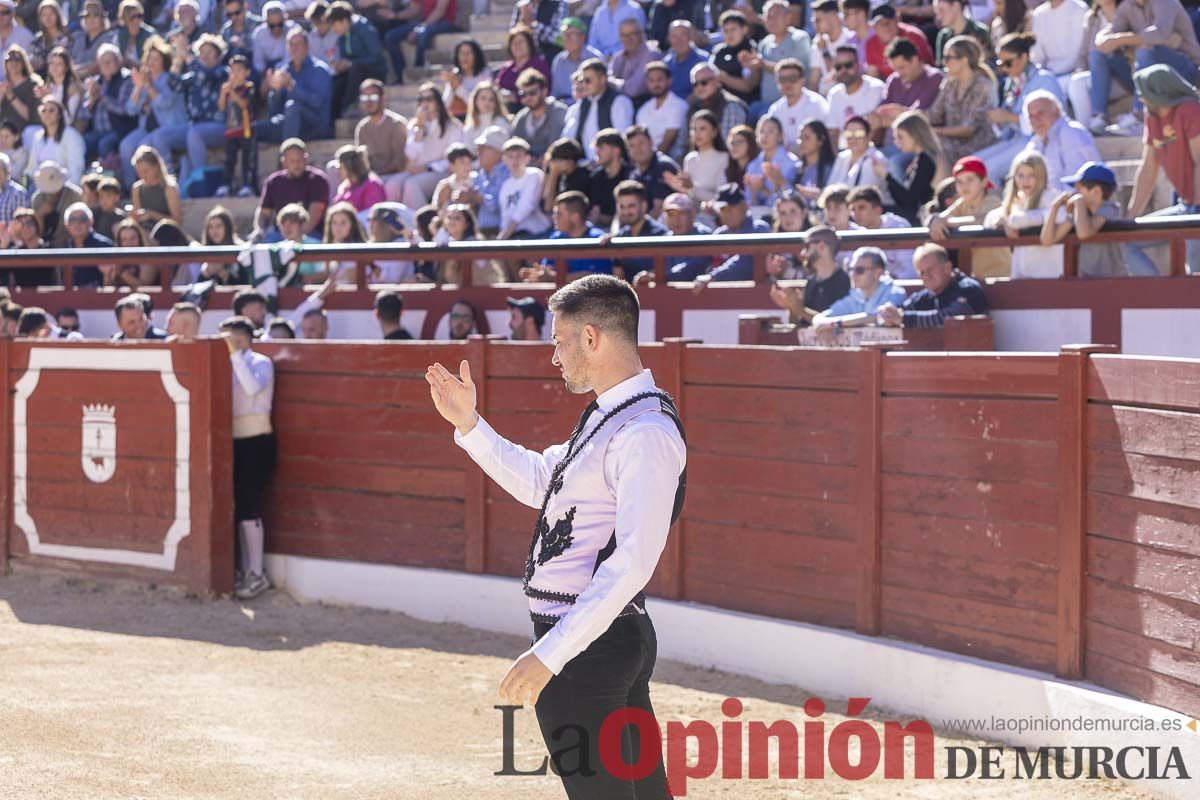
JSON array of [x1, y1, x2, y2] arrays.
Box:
[[0, 569, 1157, 800]]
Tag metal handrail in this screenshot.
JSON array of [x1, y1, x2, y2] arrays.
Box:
[[2, 214, 1197, 290]]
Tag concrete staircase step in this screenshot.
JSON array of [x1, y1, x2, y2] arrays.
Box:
[[1095, 134, 1143, 162]]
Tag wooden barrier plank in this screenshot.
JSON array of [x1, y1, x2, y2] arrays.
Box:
[[686, 419, 853, 465], [1089, 448, 1200, 510], [265, 486, 465, 528], [882, 474, 1058, 528], [684, 561, 857, 629], [687, 521, 859, 579], [269, 528, 466, 570], [882, 353, 1059, 398], [273, 432, 465, 471], [23, 425, 178, 458], [882, 396, 1058, 442], [883, 510, 1057, 565], [10, 509, 177, 552], [688, 452, 858, 503], [1087, 537, 1200, 606], [684, 487, 857, 541], [1086, 576, 1200, 652], [270, 375, 433, 407], [271, 460, 463, 499], [685, 384, 855, 426], [261, 341, 464, 375], [882, 546, 1057, 612], [271, 405, 452, 437], [25, 480, 176, 518], [1086, 619, 1200, 687], [683, 346, 861, 391], [1086, 651, 1200, 719], [1087, 493, 1200, 556], [1088, 355, 1200, 410], [881, 435, 1057, 485], [486, 343, 560, 379], [1088, 404, 1200, 460], [487, 378, 580, 413], [685, 547, 858, 604]]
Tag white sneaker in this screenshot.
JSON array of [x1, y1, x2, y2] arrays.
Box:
[[235, 572, 270, 600], [236, 185, 255, 198], [215, 185, 230, 197], [1087, 114, 1107, 135], [1106, 113, 1143, 136]]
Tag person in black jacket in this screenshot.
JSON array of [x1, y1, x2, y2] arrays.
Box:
[[874, 109, 944, 224]]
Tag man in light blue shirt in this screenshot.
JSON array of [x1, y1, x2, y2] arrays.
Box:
[[551, 17, 603, 101], [256, 29, 334, 142], [468, 126, 512, 234], [588, 0, 646, 57], [813, 246, 908, 328]]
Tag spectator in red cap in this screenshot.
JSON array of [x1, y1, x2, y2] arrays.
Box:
[[929, 156, 1010, 278]]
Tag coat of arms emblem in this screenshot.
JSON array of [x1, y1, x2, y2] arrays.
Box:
[[81, 404, 117, 484]]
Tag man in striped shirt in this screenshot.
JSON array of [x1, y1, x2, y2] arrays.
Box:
[[0, 153, 28, 223]]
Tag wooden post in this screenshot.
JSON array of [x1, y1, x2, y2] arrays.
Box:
[[656, 338, 700, 601], [854, 344, 889, 635], [1063, 238, 1081, 278], [1169, 236, 1187, 277], [194, 338, 234, 594], [738, 314, 777, 345], [652, 254, 665, 285], [1056, 343, 1118, 678], [462, 335, 492, 574]]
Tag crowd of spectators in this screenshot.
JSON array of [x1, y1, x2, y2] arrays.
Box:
[[0, 0, 1197, 339]]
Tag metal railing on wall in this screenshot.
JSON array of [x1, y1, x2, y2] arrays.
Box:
[[1, 214, 1198, 292]]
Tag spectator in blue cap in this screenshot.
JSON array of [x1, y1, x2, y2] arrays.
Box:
[[1040, 161, 1128, 277]]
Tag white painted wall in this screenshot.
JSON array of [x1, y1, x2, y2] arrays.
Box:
[[1123, 309, 1200, 358], [682, 308, 786, 343], [265, 554, 1199, 800], [992, 309, 1092, 352]]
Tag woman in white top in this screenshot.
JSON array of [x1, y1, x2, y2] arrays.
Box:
[[462, 81, 511, 147], [666, 109, 730, 214], [984, 150, 1065, 279], [441, 39, 493, 118], [39, 46, 85, 125], [827, 115, 892, 205], [322, 201, 369, 286], [220, 315, 275, 601], [398, 83, 466, 210], [23, 94, 85, 184]]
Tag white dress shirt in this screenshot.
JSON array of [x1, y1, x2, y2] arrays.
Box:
[[1031, 0, 1089, 76], [561, 90, 635, 161], [231, 348, 274, 439], [454, 369, 686, 674], [768, 90, 830, 151]]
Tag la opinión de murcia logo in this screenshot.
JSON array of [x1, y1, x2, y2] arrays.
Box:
[[495, 697, 1192, 794], [81, 404, 117, 484]]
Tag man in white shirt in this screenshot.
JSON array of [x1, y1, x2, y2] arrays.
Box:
[[562, 59, 634, 161], [849, 184, 916, 278], [634, 61, 688, 162], [809, 0, 856, 91], [426, 274, 684, 800], [221, 315, 276, 601], [1030, 0, 1088, 99], [588, 0, 646, 57], [498, 137, 551, 238], [825, 44, 885, 143], [752, 0, 812, 111], [0, 0, 33, 54], [767, 58, 830, 153]]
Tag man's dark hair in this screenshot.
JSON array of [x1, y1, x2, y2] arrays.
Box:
[[623, 124, 651, 142], [548, 138, 585, 162], [718, 9, 748, 27], [57, 306, 78, 319], [114, 295, 145, 320], [1078, 179, 1116, 200], [885, 38, 919, 61], [579, 58, 607, 77], [547, 274, 640, 345], [554, 190, 590, 218], [835, 44, 859, 60], [326, 0, 353, 22], [232, 289, 267, 315], [806, 225, 841, 256], [445, 143, 473, 162], [840, 0, 869, 13], [171, 301, 201, 318], [812, 0, 840, 12], [220, 315, 256, 338], [847, 185, 884, 209], [775, 57, 805, 77], [228, 53, 250, 70], [267, 317, 296, 338], [131, 291, 153, 316], [614, 179, 647, 201], [1, 301, 23, 322], [16, 307, 48, 336], [374, 290, 404, 324]]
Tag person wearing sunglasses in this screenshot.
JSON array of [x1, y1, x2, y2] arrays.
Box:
[[974, 31, 1063, 184], [220, 0, 262, 70], [511, 69, 566, 160], [0, 1, 33, 56], [252, 1, 299, 77], [824, 44, 884, 147], [811, 245, 906, 334], [550, 16, 601, 102], [115, 0, 155, 68]]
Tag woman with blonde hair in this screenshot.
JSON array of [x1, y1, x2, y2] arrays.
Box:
[[108, 217, 156, 287], [331, 144, 386, 216], [928, 35, 998, 163], [462, 81, 511, 145], [984, 150, 1066, 279], [874, 109, 947, 224], [129, 144, 182, 232]]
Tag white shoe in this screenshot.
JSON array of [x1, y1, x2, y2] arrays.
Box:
[[215, 185, 230, 197], [235, 572, 270, 600], [1105, 113, 1143, 136], [237, 185, 255, 198], [1087, 114, 1107, 135]]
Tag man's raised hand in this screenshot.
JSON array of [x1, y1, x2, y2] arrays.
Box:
[[426, 359, 479, 435]]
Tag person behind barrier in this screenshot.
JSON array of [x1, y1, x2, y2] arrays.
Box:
[[232, 288, 269, 334], [220, 314, 276, 601], [877, 242, 989, 329], [375, 289, 414, 340], [166, 301, 202, 339]]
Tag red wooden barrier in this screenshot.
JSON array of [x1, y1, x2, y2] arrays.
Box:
[[4, 339, 233, 593], [1, 338, 1197, 721]]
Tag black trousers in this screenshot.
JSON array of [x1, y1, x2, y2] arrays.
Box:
[[223, 135, 257, 192], [233, 433, 276, 522], [533, 614, 673, 800]]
